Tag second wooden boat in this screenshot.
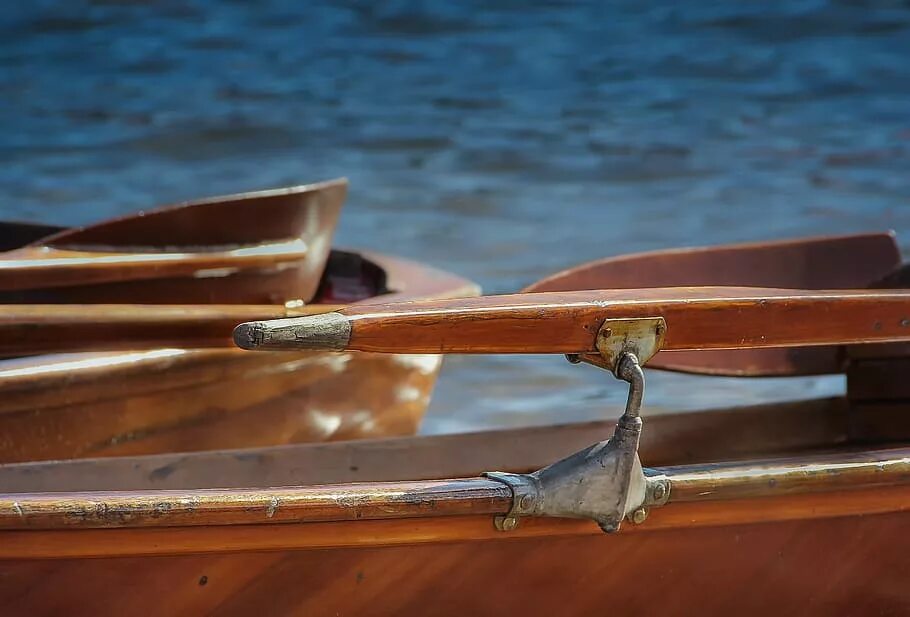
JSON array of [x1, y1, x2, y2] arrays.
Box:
[[0, 181, 479, 463]]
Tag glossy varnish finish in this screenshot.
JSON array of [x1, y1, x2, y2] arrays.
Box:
[[17, 513, 910, 616], [0, 397, 909, 615], [1, 511, 905, 616], [0, 180, 481, 462], [0, 303, 342, 354], [0, 238, 310, 291], [0, 250, 477, 463], [0, 397, 850, 492], [2, 446, 908, 531], [2, 233, 908, 614], [287, 286, 910, 354], [0, 180, 346, 304], [525, 232, 903, 376], [0, 479, 512, 530]]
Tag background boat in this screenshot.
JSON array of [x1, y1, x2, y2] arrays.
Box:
[[0, 181, 479, 463]]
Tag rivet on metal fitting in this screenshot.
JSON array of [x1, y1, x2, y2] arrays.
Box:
[[495, 516, 519, 532], [630, 507, 649, 525]]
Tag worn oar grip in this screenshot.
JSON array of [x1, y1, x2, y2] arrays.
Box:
[[233, 313, 352, 351]]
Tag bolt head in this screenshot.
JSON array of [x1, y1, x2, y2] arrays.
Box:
[[500, 516, 518, 531], [519, 494, 533, 510], [630, 507, 649, 525], [653, 483, 666, 500]]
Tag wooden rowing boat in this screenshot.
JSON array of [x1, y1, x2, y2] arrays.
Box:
[[1, 233, 907, 615], [0, 180, 345, 304], [0, 182, 479, 463]]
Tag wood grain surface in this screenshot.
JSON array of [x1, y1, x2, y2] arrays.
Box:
[[1, 508, 905, 616], [323, 287, 910, 353], [0, 250, 478, 463], [526, 232, 903, 376]]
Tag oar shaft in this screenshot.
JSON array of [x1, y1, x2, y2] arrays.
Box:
[[234, 287, 910, 354]]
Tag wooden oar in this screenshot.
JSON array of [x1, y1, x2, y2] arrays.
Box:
[[233, 287, 910, 354], [0, 303, 343, 354]]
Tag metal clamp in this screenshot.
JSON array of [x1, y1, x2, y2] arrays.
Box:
[[484, 317, 668, 534], [482, 472, 540, 531]]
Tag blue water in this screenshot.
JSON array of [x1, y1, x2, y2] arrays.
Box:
[[2, 1, 909, 432]]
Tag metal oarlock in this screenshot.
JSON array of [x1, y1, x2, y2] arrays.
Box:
[[483, 318, 669, 533]]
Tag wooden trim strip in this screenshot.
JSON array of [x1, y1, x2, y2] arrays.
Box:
[[0, 239, 309, 290], [660, 447, 910, 502], [0, 479, 510, 530], [2, 447, 909, 531], [2, 486, 909, 560]]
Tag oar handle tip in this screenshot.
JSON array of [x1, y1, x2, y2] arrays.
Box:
[[232, 321, 268, 350]]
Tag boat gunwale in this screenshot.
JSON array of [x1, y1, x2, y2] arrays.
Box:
[[1, 445, 907, 531], [22, 178, 349, 251]]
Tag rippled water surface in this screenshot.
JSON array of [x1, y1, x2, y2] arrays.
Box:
[[3, 1, 909, 433]]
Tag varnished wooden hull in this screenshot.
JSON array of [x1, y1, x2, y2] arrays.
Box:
[[0, 250, 478, 463], [0, 181, 346, 305], [2, 514, 904, 617], [1, 397, 908, 615], [0, 180, 479, 462], [0, 348, 443, 461]]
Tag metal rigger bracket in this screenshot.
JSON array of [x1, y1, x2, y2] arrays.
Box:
[[483, 318, 671, 533]]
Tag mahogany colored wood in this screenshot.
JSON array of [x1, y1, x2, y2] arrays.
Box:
[[0, 303, 342, 354], [330, 287, 910, 354], [0, 397, 852, 492], [2, 219, 908, 615], [0, 395, 907, 614], [2, 485, 908, 559], [2, 445, 908, 531], [0, 479, 512, 530], [0, 239, 309, 291], [526, 233, 902, 375], [0, 433, 908, 614], [1, 509, 906, 616], [0, 250, 479, 463], [658, 448, 910, 502], [0, 179, 345, 305], [0, 398, 908, 535]]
